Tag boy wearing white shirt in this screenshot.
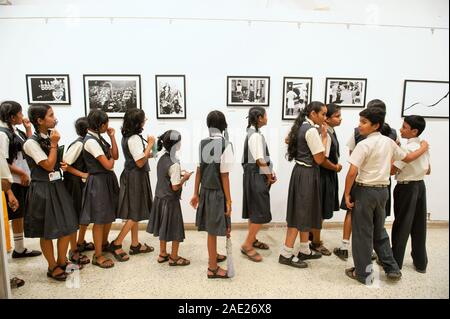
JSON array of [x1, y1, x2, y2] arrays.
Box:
[[391, 115, 430, 273]]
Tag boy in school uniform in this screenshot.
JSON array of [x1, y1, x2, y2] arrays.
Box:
[[391, 115, 430, 274], [343, 107, 429, 285]]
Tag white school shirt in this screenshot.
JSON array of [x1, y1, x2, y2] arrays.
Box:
[[84, 131, 114, 171], [0, 121, 31, 183], [63, 140, 83, 165], [347, 128, 401, 152], [0, 153, 13, 183], [168, 161, 182, 185], [349, 132, 407, 186], [248, 131, 266, 162], [295, 118, 325, 167], [394, 137, 430, 182], [197, 132, 234, 173], [23, 132, 51, 165], [325, 126, 335, 159], [127, 134, 146, 162]]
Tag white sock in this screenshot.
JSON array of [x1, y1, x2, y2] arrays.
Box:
[[281, 245, 293, 258], [341, 239, 350, 250], [299, 242, 311, 255], [13, 233, 25, 253]]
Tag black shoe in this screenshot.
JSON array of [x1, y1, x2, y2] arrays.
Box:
[[297, 250, 322, 261], [12, 249, 42, 259], [386, 271, 402, 281], [278, 254, 308, 268], [333, 248, 348, 261], [415, 267, 427, 274]]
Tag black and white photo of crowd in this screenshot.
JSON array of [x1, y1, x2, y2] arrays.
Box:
[[326, 78, 366, 107], [228, 77, 269, 106]]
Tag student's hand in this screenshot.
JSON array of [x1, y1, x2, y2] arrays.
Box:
[[82, 173, 89, 180], [190, 194, 199, 209], [284, 136, 290, 145], [19, 172, 30, 186], [147, 135, 155, 147], [7, 191, 19, 212], [106, 127, 115, 137], [182, 170, 193, 182], [271, 172, 277, 184], [50, 129, 60, 144], [60, 161, 68, 172], [22, 117, 32, 130], [335, 163, 343, 173], [225, 202, 232, 217], [321, 123, 329, 136], [345, 194, 354, 210], [420, 140, 429, 151]]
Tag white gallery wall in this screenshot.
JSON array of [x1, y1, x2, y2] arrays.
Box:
[[0, 0, 449, 222]]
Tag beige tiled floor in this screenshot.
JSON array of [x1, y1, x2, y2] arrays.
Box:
[[8, 225, 449, 299]]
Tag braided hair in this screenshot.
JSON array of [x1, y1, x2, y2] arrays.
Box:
[[28, 104, 53, 153], [0, 101, 22, 132], [247, 106, 266, 132], [121, 108, 145, 138], [87, 109, 109, 135], [157, 130, 181, 152], [286, 101, 325, 162]]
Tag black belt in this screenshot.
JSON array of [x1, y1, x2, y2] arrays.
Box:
[[397, 180, 422, 185], [355, 182, 388, 188]]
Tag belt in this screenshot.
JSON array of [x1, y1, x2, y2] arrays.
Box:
[[355, 182, 388, 188], [397, 180, 422, 185]]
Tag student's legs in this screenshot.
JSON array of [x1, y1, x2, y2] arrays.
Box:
[[284, 227, 298, 249], [102, 223, 112, 245], [40, 238, 56, 269], [130, 222, 140, 247], [56, 235, 71, 266], [171, 241, 180, 259], [160, 240, 168, 256], [114, 220, 135, 246], [410, 182, 428, 271], [343, 211, 352, 241], [77, 225, 88, 245], [312, 228, 321, 244], [93, 224, 104, 258], [207, 234, 226, 276], [69, 232, 78, 252], [12, 218, 25, 252], [298, 231, 311, 254], [242, 222, 262, 248]]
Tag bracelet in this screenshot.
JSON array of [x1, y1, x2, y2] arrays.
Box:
[[50, 146, 58, 149]]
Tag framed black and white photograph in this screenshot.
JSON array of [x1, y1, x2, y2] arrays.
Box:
[[401, 80, 449, 119], [26, 74, 71, 105], [325, 77, 367, 108], [155, 75, 186, 119], [282, 77, 313, 120], [227, 76, 270, 107], [83, 74, 141, 118]]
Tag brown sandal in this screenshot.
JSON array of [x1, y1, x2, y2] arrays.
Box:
[[207, 266, 229, 279], [217, 253, 227, 263], [47, 266, 68, 281], [158, 254, 170, 263], [253, 240, 269, 250], [169, 256, 190, 266], [241, 247, 262, 262]]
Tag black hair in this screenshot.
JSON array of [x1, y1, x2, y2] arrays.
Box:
[[75, 117, 89, 138], [87, 109, 109, 134], [157, 130, 181, 152], [206, 110, 227, 134], [121, 108, 145, 138], [286, 101, 326, 161], [367, 99, 386, 112], [404, 115, 426, 136], [359, 107, 385, 132], [28, 104, 52, 131], [0, 101, 23, 131], [247, 106, 266, 132], [326, 103, 341, 118]]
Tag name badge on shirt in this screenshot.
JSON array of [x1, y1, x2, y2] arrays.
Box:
[[48, 171, 62, 182]]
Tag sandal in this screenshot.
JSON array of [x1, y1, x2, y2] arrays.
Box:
[[69, 250, 90, 265], [47, 266, 68, 281], [169, 256, 191, 266], [158, 254, 170, 263], [92, 255, 114, 269], [107, 240, 130, 262], [241, 247, 262, 262], [77, 240, 95, 252], [10, 277, 25, 289], [102, 241, 110, 252], [253, 239, 269, 250], [207, 266, 229, 279], [129, 243, 154, 255], [217, 254, 227, 263], [60, 259, 83, 272], [310, 241, 332, 256]]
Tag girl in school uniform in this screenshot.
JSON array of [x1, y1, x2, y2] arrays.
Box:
[[310, 103, 343, 256], [279, 101, 328, 269], [147, 130, 193, 266], [61, 117, 92, 267], [241, 106, 276, 262], [190, 110, 233, 279], [79, 110, 119, 269], [110, 109, 155, 262], [0, 101, 41, 259], [22, 104, 79, 281]]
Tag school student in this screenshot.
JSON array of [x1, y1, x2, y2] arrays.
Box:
[[279, 101, 328, 269], [147, 130, 193, 266], [22, 104, 79, 281], [190, 110, 233, 279], [61, 117, 91, 267], [334, 99, 398, 261], [0, 101, 41, 258], [79, 110, 119, 269], [241, 106, 276, 262], [310, 103, 343, 256], [343, 107, 429, 284], [391, 115, 431, 273], [111, 109, 155, 261]]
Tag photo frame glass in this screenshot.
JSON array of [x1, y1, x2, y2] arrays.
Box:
[[26, 74, 71, 105]]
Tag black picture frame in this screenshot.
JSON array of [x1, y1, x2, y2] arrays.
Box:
[[83, 74, 142, 119], [282, 77, 313, 120], [227, 76, 270, 107], [26, 74, 71, 105], [155, 75, 187, 119], [324, 77, 367, 108], [401, 79, 449, 119]]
